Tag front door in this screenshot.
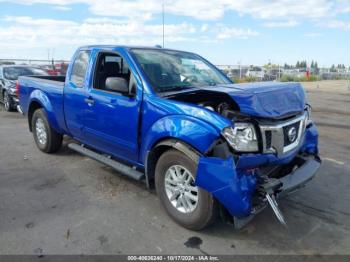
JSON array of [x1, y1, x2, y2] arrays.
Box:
[[82, 52, 141, 163]]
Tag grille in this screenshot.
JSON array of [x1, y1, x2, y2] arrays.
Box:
[[265, 130, 272, 149], [260, 113, 306, 156]]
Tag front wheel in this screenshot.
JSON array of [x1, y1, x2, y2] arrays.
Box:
[[155, 149, 218, 230], [31, 109, 63, 153], [3, 91, 14, 112]]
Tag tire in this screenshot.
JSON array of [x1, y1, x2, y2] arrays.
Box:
[[155, 149, 218, 230], [31, 109, 63, 153], [3, 91, 14, 112]]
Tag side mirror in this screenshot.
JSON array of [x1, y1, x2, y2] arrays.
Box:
[[105, 77, 129, 95]]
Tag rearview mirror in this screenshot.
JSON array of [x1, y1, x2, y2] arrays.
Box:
[[105, 77, 129, 95]]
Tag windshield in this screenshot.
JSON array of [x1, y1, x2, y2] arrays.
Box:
[[3, 67, 48, 80], [131, 49, 232, 92]]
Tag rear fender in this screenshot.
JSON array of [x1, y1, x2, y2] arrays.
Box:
[[28, 90, 62, 133], [196, 156, 257, 218]]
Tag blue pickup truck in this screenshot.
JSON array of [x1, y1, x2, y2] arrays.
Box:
[[18, 46, 320, 230]]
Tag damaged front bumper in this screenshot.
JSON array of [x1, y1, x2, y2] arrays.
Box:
[[234, 155, 320, 229], [195, 123, 321, 229]]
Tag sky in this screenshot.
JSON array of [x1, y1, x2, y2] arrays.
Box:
[[0, 0, 349, 67]]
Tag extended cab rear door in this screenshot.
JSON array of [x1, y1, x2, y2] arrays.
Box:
[[64, 50, 92, 140]]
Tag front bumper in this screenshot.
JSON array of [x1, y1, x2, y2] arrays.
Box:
[[278, 156, 320, 196], [8, 93, 22, 113], [196, 123, 321, 228], [7, 93, 19, 107], [233, 155, 321, 229], [11, 95, 19, 105]]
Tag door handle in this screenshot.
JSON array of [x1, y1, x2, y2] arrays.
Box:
[[84, 97, 94, 106]]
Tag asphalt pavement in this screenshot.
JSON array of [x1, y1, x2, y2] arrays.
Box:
[[0, 80, 349, 255]]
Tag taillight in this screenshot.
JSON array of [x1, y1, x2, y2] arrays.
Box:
[[15, 80, 20, 97]]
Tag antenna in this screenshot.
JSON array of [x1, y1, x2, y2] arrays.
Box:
[[162, 0, 165, 48]]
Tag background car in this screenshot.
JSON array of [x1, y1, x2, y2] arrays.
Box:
[[0, 65, 48, 111]]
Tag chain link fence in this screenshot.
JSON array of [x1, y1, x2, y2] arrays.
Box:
[[0, 59, 70, 75], [216, 64, 350, 82], [1, 59, 349, 82]]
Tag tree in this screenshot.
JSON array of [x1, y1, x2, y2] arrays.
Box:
[[284, 63, 293, 69], [330, 64, 337, 72], [314, 62, 319, 74]]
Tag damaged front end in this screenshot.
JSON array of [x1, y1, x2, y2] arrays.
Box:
[[195, 116, 321, 229]]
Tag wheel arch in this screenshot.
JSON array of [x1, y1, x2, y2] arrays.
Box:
[[28, 100, 43, 132], [145, 138, 202, 189], [27, 90, 62, 134]]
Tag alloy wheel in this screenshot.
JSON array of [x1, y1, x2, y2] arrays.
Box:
[[164, 165, 199, 213], [35, 118, 47, 145]]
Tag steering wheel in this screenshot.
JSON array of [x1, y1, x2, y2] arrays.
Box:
[[183, 75, 198, 84]]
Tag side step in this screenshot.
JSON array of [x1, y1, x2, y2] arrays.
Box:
[[68, 143, 145, 181]]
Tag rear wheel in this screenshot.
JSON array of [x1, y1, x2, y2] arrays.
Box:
[[155, 149, 218, 230], [3, 91, 13, 112], [31, 109, 63, 153]]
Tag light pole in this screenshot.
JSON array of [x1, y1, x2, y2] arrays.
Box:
[[238, 60, 242, 79], [162, 1, 165, 48]]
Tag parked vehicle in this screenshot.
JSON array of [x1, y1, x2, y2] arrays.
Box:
[[18, 46, 320, 230], [246, 66, 266, 80], [0, 65, 48, 112], [0, 61, 15, 65], [38, 65, 60, 76]]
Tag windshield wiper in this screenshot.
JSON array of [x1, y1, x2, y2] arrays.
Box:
[[159, 85, 194, 92]]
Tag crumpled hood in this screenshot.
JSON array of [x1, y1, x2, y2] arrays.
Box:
[[205, 82, 306, 118]]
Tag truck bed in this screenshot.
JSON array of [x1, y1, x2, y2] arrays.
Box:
[[21, 75, 66, 83], [18, 75, 67, 133]]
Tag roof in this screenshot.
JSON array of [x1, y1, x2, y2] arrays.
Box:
[[79, 45, 192, 54]]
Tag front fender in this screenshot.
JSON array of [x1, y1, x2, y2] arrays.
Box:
[[29, 90, 62, 133], [300, 122, 319, 155], [196, 156, 257, 218], [140, 115, 221, 164]]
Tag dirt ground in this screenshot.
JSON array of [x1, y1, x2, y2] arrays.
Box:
[[0, 80, 349, 255]]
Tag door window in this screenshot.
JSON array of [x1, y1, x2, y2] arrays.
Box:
[[93, 53, 132, 92], [70, 50, 91, 87]]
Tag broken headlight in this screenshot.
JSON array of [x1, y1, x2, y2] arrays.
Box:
[[222, 123, 258, 152]]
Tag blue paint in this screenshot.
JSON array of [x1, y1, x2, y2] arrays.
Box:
[[300, 122, 319, 155], [196, 157, 257, 217], [195, 124, 319, 217], [18, 45, 320, 218]]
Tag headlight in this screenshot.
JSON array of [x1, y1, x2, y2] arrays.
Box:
[[222, 123, 259, 152], [9, 87, 16, 95], [305, 104, 312, 125]]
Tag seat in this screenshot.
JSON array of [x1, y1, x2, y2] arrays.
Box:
[[98, 62, 121, 90]]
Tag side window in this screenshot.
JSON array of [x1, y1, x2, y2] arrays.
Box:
[[70, 50, 91, 87], [93, 52, 132, 92]]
